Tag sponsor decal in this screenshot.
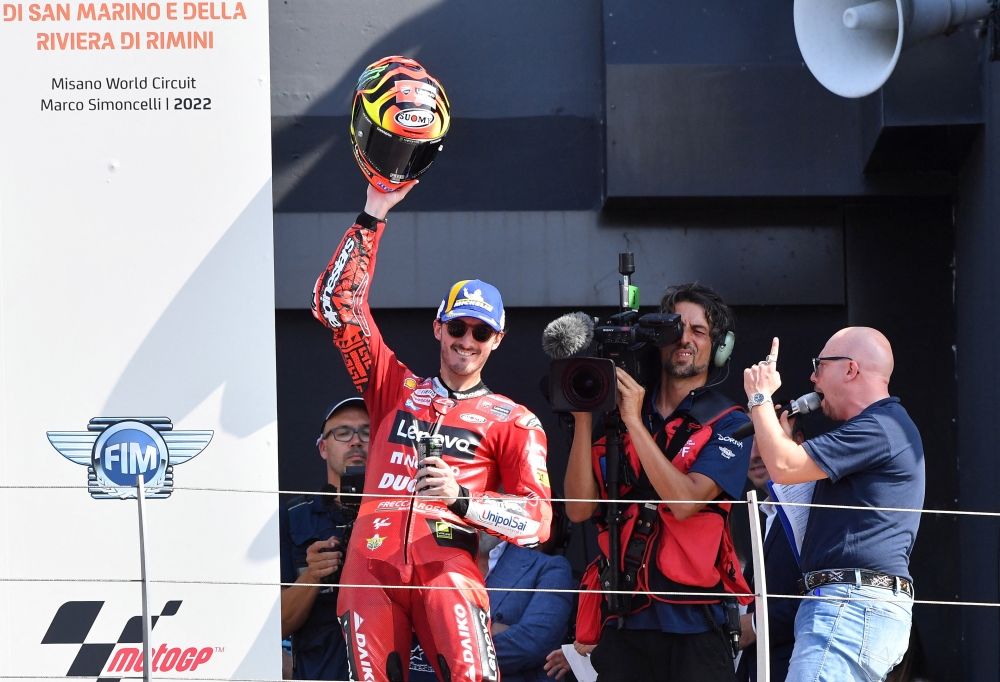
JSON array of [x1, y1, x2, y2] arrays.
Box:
[[490, 405, 512, 420], [340, 612, 375, 681], [460, 413, 487, 424], [390, 451, 419, 467], [434, 520, 453, 539], [377, 499, 411, 511], [451, 286, 494, 313], [534, 470, 550, 487], [411, 395, 432, 407], [720, 447, 736, 460], [410, 643, 436, 674], [395, 80, 438, 107], [48, 417, 211, 499], [431, 377, 450, 397], [528, 453, 547, 471], [404, 377, 418, 390], [366, 534, 386, 550], [388, 411, 481, 460], [678, 438, 697, 459], [716, 434, 743, 448], [378, 473, 417, 493], [453, 604, 477, 679], [516, 412, 543, 430], [405, 399, 418, 410], [413, 388, 436, 398], [373, 517, 391, 530], [41, 600, 217, 676], [319, 236, 356, 328], [472, 605, 499, 682], [479, 508, 527, 533], [394, 108, 435, 128]]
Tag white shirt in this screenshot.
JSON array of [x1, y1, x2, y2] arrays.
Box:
[[486, 541, 508, 580], [761, 495, 778, 540]]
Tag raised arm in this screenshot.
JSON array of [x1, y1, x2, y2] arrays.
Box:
[[311, 183, 416, 408]]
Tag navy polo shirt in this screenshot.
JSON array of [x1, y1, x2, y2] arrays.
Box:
[[279, 490, 352, 681], [800, 397, 925, 581], [621, 388, 752, 634]]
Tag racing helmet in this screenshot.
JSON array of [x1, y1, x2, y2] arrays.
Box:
[[351, 56, 451, 193]]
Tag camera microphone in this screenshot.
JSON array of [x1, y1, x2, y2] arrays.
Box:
[[542, 312, 594, 359], [733, 391, 822, 440]]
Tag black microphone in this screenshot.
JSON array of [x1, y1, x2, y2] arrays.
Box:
[[542, 312, 594, 359], [733, 392, 821, 440]]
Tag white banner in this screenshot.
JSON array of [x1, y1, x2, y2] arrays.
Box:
[[0, 0, 278, 679]]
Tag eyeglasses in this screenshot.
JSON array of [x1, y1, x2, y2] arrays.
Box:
[[322, 425, 370, 443], [446, 319, 497, 342], [811, 356, 853, 374]]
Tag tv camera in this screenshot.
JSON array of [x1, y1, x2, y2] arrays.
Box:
[[544, 253, 683, 413], [314, 465, 366, 585]]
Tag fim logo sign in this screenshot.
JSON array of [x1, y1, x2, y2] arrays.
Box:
[[41, 600, 217, 681], [47, 417, 212, 499]]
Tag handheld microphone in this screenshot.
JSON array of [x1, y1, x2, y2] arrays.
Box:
[[542, 312, 594, 359], [733, 392, 821, 440]]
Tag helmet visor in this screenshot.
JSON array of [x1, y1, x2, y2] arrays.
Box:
[[353, 107, 442, 183]]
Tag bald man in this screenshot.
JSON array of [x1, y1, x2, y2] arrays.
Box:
[[742, 328, 924, 682]]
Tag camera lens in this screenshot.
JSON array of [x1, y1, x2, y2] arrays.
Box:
[[564, 363, 608, 411]]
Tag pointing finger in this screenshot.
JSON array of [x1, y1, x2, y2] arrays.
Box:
[[770, 337, 779, 363]]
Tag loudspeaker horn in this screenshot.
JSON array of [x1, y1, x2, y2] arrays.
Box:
[[794, 0, 994, 98]]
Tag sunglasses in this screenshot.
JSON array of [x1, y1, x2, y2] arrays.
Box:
[[322, 425, 370, 443], [445, 319, 497, 342]]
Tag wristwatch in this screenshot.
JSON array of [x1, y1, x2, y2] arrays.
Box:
[[747, 392, 772, 411]]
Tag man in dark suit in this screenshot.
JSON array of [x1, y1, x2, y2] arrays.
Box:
[[479, 525, 575, 682], [736, 414, 806, 682]]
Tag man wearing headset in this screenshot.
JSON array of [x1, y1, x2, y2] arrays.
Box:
[[565, 284, 752, 682]]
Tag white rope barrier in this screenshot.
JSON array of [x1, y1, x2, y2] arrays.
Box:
[[3, 484, 998, 517], [1, 574, 998, 609]]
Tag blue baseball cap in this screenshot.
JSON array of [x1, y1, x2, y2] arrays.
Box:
[[436, 279, 505, 332]]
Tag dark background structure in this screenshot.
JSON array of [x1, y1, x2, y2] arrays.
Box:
[[268, 2, 997, 678]]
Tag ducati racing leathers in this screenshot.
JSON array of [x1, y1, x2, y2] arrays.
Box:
[[312, 212, 553, 682]]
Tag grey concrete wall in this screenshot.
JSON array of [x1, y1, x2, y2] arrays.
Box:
[[269, 0, 607, 212], [274, 210, 845, 308], [269, 0, 604, 119]]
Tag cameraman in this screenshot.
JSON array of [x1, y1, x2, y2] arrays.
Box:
[[564, 285, 752, 682], [279, 397, 369, 680]]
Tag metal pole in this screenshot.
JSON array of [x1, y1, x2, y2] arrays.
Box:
[[747, 490, 770, 682], [137, 476, 153, 682]]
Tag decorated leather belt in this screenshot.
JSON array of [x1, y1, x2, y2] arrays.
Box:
[[798, 569, 914, 598]]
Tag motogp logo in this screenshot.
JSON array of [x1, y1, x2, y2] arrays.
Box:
[[394, 108, 434, 129], [47, 417, 212, 499]]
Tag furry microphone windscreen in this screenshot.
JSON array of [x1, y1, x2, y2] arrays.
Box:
[[542, 312, 594, 359]]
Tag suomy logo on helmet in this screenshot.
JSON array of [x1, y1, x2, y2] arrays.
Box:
[[394, 109, 434, 129]]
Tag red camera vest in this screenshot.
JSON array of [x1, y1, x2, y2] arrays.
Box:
[[576, 390, 753, 644]]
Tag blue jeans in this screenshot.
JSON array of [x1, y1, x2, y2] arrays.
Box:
[[785, 583, 912, 682]]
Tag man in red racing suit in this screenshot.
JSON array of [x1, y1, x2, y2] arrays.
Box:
[[311, 182, 552, 682]]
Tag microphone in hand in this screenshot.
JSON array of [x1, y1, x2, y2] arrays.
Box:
[[733, 392, 821, 440]]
